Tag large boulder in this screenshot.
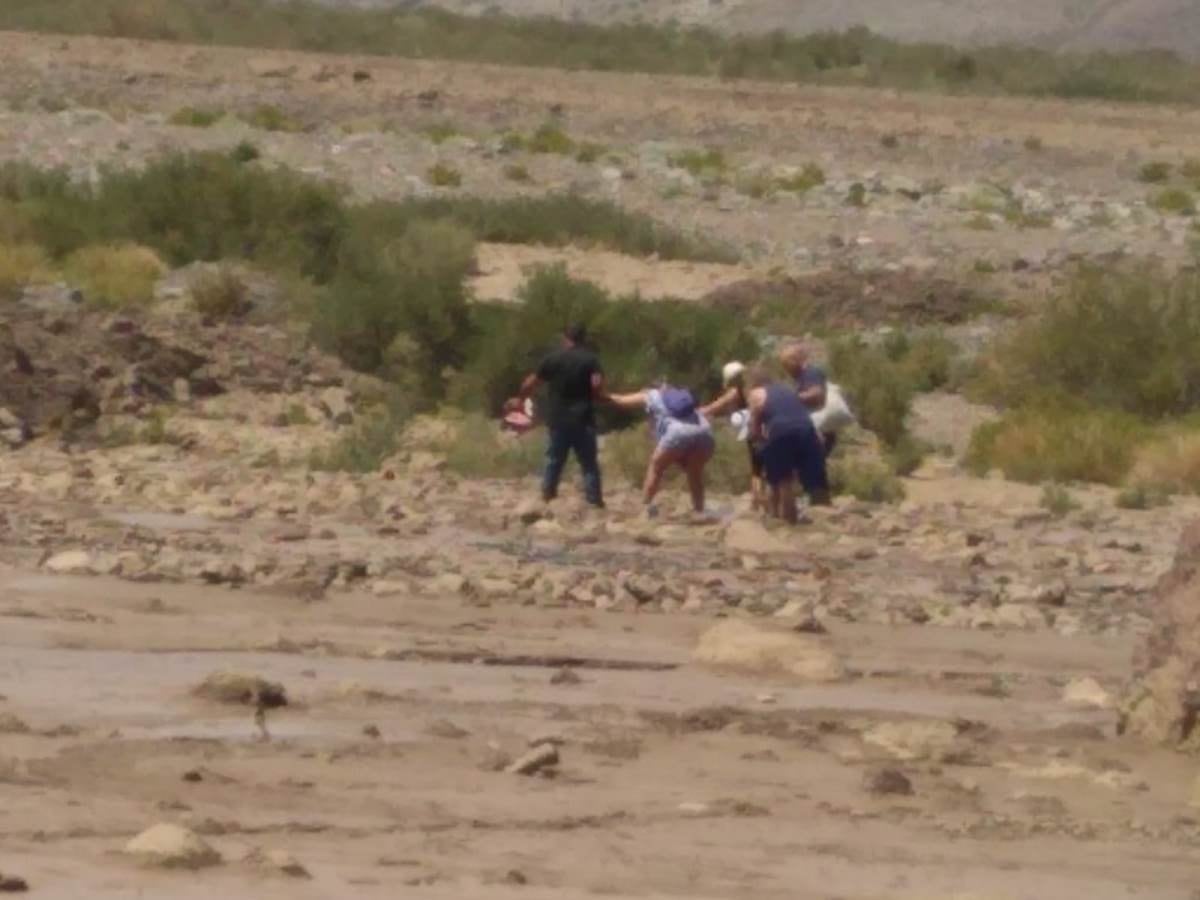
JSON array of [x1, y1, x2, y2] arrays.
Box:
[[1119, 521, 1200, 752], [693, 620, 843, 681], [124, 823, 221, 870]]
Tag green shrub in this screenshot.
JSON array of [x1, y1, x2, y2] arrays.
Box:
[[604, 423, 747, 495], [308, 410, 402, 473], [1138, 161, 1172, 184], [230, 141, 260, 163], [451, 265, 759, 418], [828, 336, 917, 448], [241, 104, 303, 133], [427, 163, 463, 188], [1129, 429, 1200, 495], [442, 412, 544, 479], [1151, 188, 1196, 215], [830, 457, 906, 503], [775, 163, 825, 193], [846, 182, 867, 207], [669, 148, 727, 178], [888, 433, 929, 476], [1039, 483, 1080, 517], [190, 265, 248, 318], [423, 121, 460, 144], [528, 122, 574, 155], [0, 241, 53, 298], [964, 406, 1142, 485], [1115, 481, 1170, 510], [880, 134, 899, 150], [1024, 136, 1044, 152], [503, 163, 532, 183], [169, 106, 223, 127], [574, 142, 605, 164], [314, 219, 475, 384], [64, 243, 166, 308], [973, 267, 1200, 418]]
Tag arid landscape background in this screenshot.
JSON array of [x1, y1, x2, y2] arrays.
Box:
[[1, 3, 1200, 898]]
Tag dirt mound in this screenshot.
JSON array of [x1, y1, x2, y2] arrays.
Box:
[[1120, 520, 1200, 752], [703, 268, 982, 329], [693, 620, 844, 681]]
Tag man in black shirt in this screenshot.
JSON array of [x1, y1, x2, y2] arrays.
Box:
[[516, 323, 605, 507]]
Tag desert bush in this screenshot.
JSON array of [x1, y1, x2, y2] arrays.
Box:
[[1039, 483, 1080, 517], [776, 163, 826, 193], [451, 265, 759, 418], [973, 267, 1200, 418], [308, 405, 405, 473], [423, 121, 460, 144], [190, 265, 249, 318], [426, 163, 463, 188], [669, 148, 727, 179], [964, 406, 1142, 485], [604, 423, 747, 495], [829, 457, 906, 503], [230, 141, 260, 163], [527, 122, 575, 155], [0, 241, 53, 298], [1115, 481, 1171, 510], [241, 104, 303, 133], [574, 142, 605, 164], [315, 219, 475, 384], [64, 243, 165, 309], [169, 106, 223, 127], [846, 182, 867, 207], [503, 163, 532, 183], [1128, 430, 1200, 496], [441, 412, 544, 479], [1023, 136, 1044, 152], [887, 433, 930, 476], [1151, 188, 1196, 215], [1138, 161, 1172, 184], [1182, 159, 1200, 180]]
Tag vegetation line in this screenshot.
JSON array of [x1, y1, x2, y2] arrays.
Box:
[[1, 0, 1199, 105]]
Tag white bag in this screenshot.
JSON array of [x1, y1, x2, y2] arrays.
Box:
[[811, 382, 855, 433], [730, 409, 750, 442]]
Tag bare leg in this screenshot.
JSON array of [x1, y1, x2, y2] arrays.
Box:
[[750, 474, 766, 512], [642, 447, 681, 507], [683, 443, 713, 513]]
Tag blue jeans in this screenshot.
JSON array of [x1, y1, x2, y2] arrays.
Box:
[[542, 423, 603, 506]]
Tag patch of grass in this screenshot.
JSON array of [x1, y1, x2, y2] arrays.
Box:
[[441, 412, 544, 479], [6, 4, 1200, 106], [423, 121, 460, 144], [605, 424, 747, 495], [880, 133, 899, 150], [308, 402, 407, 473], [574, 142, 606, 164], [241, 104, 303, 133], [1039, 482, 1080, 517], [503, 163, 532, 183], [63, 243, 165, 309], [966, 214, 996, 231], [528, 122, 575, 155], [190, 265, 248, 318], [1128, 430, 1200, 496], [426, 163, 463, 188], [169, 106, 223, 128], [0, 241, 54, 298], [830, 457, 906, 503], [973, 257, 997, 273], [1138, 161, 1172, 184], [1115, 481, 1171, 510], [229, 141, 261, 163], [1023, 136, 1044, 152], [775, 163, 826, 193], [285, 403, 313, 427], [1182, 159, 1200, 180], [964, 406, 1142, 485], [669, 148, 727, 179], [846, 182, 867, 208], [1151, 187, 1196, 216]]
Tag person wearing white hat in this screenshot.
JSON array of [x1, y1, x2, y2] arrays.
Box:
[[700, 361, 766, 511]]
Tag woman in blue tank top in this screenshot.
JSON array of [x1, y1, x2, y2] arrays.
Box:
[[745, 368, 831, 523]]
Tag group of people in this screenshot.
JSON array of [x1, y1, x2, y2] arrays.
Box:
[[507, 324, 845, 524]]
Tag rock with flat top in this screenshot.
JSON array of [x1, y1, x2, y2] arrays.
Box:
[[693, 620, 843, 681], [506, 743, 559, 776], [43, 550, 95, 575], [124, 823, 221, 869]]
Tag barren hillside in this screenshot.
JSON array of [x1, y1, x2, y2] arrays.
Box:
[[321, 0, 1200, 58]]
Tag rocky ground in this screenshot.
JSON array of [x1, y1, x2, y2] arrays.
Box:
[[2, 27, 1200, 899]]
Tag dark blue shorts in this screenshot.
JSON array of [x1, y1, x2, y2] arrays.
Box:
[[761, 427, 829, 495]]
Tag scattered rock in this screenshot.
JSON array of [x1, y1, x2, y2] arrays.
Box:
[[192, 671, 287, 708], [1062, 677, 1113, 710], [426, 719, 470, 739], [42, 550, 95, 575], [864, 767, 914, 796], [362, 723, 382, 739], [245, 848, 311, 879], [124, 823, 222, 870], [506, 743, 559, 776], [0, 875, 28, 893], [503, 869, 528, 885], [863, 720, 959, 762], [550, 667, 582, 686], [693, 620, 843, 681], [0, 713, 30, 734]]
